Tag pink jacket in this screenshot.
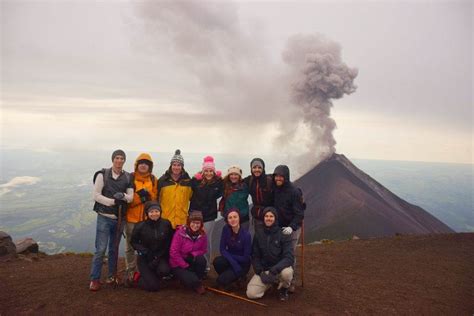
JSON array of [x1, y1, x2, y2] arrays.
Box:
[[169, 225, 208, 269]]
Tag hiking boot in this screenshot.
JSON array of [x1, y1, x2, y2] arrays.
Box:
[[194, 285, 206, 295], [278, 288, 289, 301], [89, 280, 101, 291]]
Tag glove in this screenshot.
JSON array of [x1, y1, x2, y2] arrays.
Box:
[[113, 192, 126, 200], [136, 189, 151, 203], [260, 271, 277, 285], [184, 254, 195, 264], [282, 226, 293, 235]]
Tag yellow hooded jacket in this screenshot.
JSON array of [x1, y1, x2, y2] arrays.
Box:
[[126, 153, 158, 223], [158, 169, 192, 229]]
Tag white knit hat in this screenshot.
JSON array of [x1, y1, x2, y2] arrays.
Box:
[[227, 165, 242, 176]]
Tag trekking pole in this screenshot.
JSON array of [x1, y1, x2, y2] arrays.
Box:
[[206, 287, 268, 307], [301, 220, 305, 288], [112, 204, 123, 288]]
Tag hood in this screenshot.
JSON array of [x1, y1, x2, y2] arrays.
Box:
[[262, 206, 279, 230], [250, 158, 266, 175], [273, 165, 290, 183], [134, 153, 154, 173]]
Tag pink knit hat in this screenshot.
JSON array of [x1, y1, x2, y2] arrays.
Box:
[[202, 156, 216, 172]]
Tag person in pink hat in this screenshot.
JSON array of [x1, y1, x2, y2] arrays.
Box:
[[190, 155, 223, 273]]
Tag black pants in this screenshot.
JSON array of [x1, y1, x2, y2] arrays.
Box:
[[137, 255, 170, 292], [172, 255, 206, 290], [213, 256, 250, 287]]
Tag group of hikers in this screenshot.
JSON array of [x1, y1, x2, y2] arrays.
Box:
[[89, 149, 305, 301]]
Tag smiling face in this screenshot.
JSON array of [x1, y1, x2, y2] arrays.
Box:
[[171, 162, 183, 176], [229, 173, 240, 184], [203, 169, 215, 181], [189, 220, 202, 232], [264, 211, 276, 227], [113, 155, 125, 170], [137, 161, 150, 174], [251, 165, 263, 177], [274, 174, 285, 187], [227, 211, 240, 228], [147, 209, 161, 221]]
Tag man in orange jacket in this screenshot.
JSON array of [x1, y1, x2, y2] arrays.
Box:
[[124, 153, 158, 279]]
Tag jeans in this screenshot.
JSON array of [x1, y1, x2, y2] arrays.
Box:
[[90, 214, 124, 280]]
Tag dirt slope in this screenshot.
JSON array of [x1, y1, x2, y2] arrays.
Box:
[[1, 233, 473, 315]]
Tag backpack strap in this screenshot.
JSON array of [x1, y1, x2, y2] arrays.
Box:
[[93, 168, 108, 185]]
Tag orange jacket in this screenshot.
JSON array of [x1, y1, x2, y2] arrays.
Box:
[[126, 153, 158, 223]]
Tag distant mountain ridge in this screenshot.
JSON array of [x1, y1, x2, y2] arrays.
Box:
[[295, 153, 454, 241]]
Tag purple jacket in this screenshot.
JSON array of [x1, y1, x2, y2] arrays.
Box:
[[220, 224, 252, 274], [169, 225, 207, 269]]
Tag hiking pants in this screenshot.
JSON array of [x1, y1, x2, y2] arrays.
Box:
[[213, 255, 250, 287], [172, 255, 206, 290], [290, 228, 301, 284], [136, 255, 170, 292], [90, 214, 124, 280], [246, 267, 293, 299], [203, 220, 216, 270], [124, 221, 137, 273]]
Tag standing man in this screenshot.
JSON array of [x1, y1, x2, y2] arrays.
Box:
[[272, 164, 305, 293], [124, 153, 158, 281], [89, 149, 134, 291], [158, 149, 193, 230], [243, 158, 274, 232]]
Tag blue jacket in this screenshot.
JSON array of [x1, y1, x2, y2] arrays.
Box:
[[219, 224, 252, 274]]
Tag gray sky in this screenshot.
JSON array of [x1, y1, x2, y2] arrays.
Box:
[[1, 0, 472, 170]]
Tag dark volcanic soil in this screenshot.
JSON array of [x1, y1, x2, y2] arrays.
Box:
[[1, 233, 473, 315]]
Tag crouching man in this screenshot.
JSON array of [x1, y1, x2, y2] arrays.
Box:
[[246, 207, 294, 301]]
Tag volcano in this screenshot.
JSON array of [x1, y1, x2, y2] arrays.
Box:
[[294, 153, 454, 241]]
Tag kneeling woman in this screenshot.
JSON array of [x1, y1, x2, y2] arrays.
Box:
[[169, 211, 208, 294], [213, 207, 251, 289], [131, 201, 173, 291]]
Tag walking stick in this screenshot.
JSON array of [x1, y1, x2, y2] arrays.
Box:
[[206, 287, 268, 307], [112, 204, 123, 288], [301, 220, 305, 288]]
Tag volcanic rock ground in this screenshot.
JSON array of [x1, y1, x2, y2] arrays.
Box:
[[1, 233, 473, 315]]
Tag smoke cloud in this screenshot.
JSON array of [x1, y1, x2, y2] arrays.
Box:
[[135, 2, 357, 175], [281, 34, 358, 171]]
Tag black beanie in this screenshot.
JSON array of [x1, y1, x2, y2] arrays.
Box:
[[144, 201, 161, 214]]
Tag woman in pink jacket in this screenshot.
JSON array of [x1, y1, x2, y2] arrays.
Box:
[[169, 211, 208, 294]]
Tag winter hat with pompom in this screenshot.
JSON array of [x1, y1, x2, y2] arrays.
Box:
[[202, 156, 216, 173], [170, 149, 184, 166]]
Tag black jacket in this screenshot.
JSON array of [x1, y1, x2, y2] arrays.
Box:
[[251, 209, 294, 275], [243, 174, 274, 221], [273, 165, 305, 230], [190, 176, 223, 222], [131, 217, 173, 262]]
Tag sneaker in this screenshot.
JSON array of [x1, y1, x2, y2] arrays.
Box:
[[194, 285, 206, 295], [124, 272, 140, 288], [89, 280, 101, 291], [278, 288, 289, 301], [106, 276, 118, 286]]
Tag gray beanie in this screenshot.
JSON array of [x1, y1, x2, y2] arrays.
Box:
[[112, 149, 126, 161], [170, 149, 184, 166]]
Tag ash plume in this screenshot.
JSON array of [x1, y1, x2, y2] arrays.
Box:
[[281, 34, 358, 172]]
